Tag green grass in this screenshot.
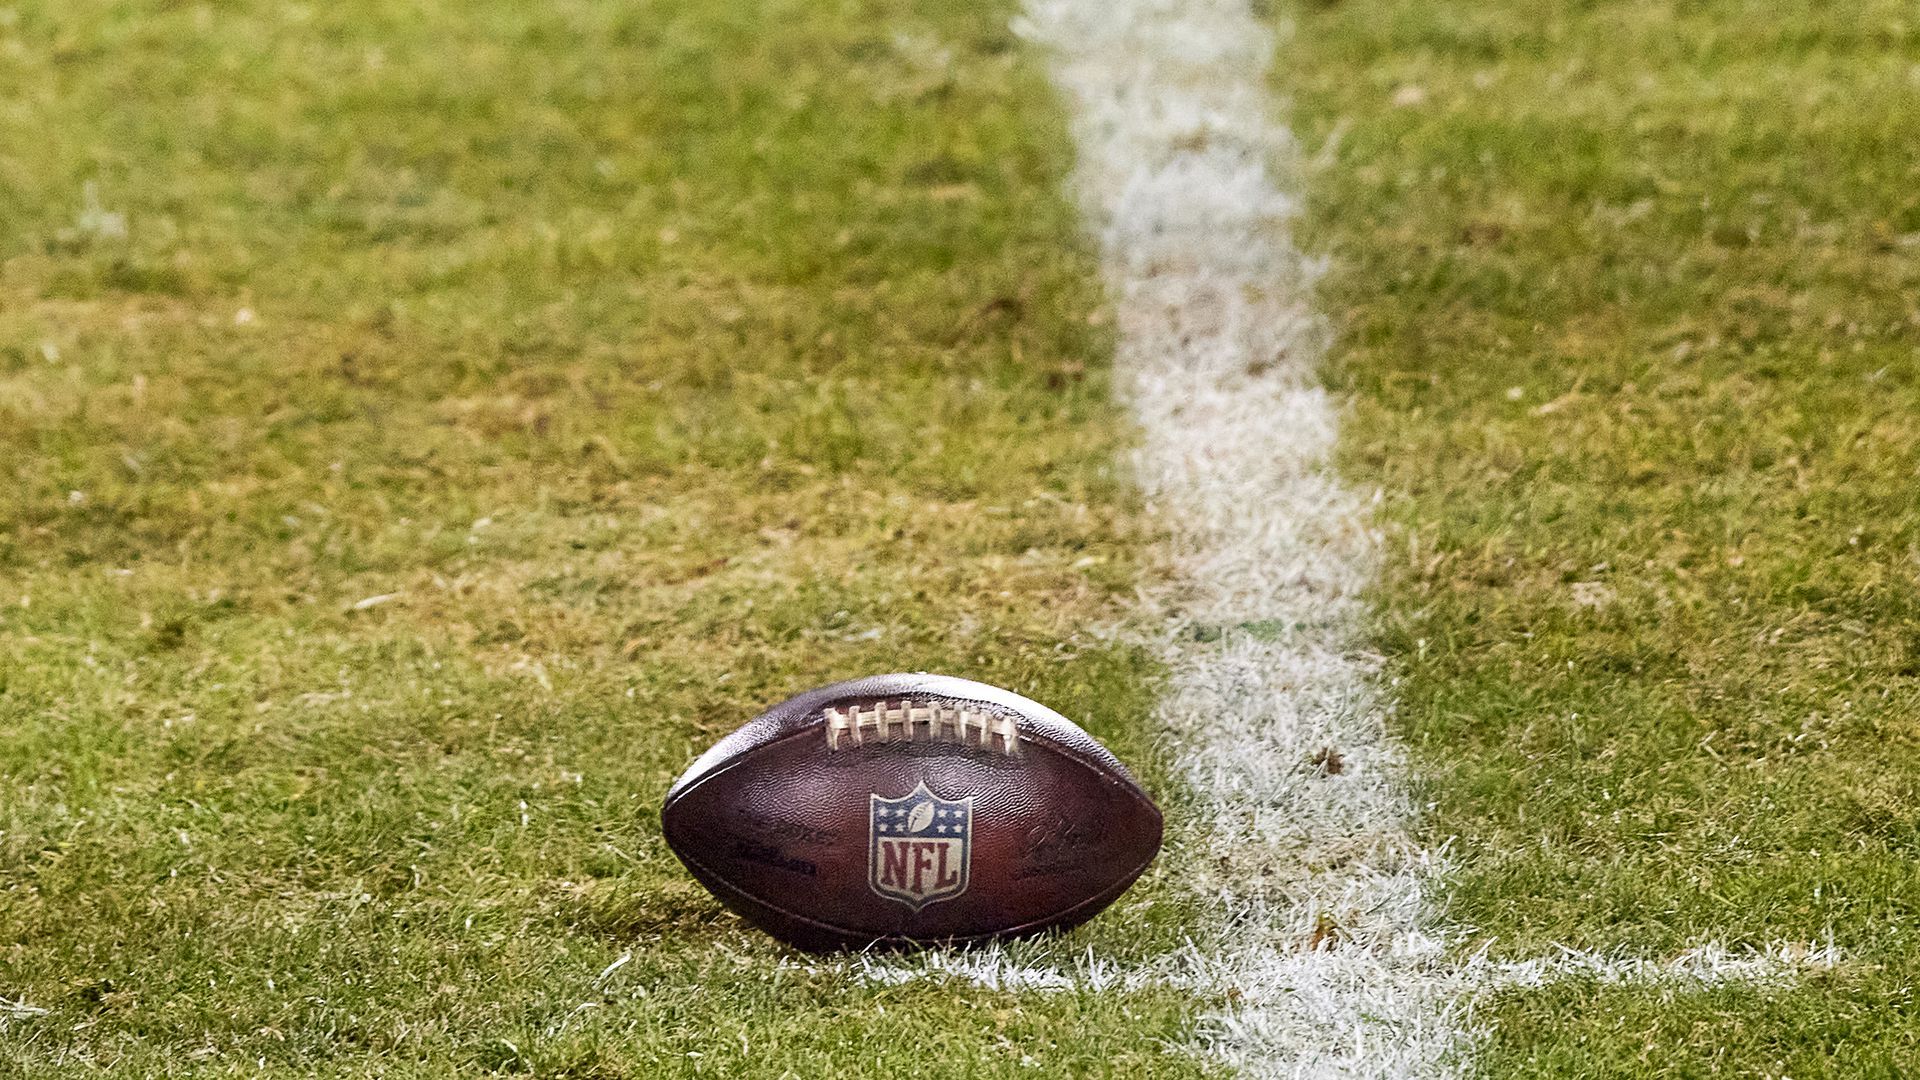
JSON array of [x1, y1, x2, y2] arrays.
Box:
[[1279, 0, 1920, 1074], [0, 0, 1215, 1074]]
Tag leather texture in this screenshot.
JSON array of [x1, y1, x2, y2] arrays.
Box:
[[662, 673, 1164, 950]]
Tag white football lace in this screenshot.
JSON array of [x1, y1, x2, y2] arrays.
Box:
[[823, 701, 1022, 755]]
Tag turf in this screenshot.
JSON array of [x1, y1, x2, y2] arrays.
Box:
[[1277, 0, 1920, 1074], [0, 0, 1215, 1075]]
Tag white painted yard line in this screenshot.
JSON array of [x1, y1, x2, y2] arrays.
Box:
[[845, 938, 1838, 1002], [1015, 0, 1460, 1073], [1006, 1, 1839, 1076], [847, 4, 1838, 1075]]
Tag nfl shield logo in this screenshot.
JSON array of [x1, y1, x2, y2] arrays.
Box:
[[869, 782, 972, 910]]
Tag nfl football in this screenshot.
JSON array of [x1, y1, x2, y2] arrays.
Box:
[[661, 673, 1163, 950]]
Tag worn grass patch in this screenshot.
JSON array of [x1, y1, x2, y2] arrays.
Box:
[[0, 0, 1213, 1074], [1280, 0, 1920, 1074]]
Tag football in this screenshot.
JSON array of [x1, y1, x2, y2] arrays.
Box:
[[661, 673, 1164, 950]]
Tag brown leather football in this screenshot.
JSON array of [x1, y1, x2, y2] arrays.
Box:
[[661, 673, 1164, 950]]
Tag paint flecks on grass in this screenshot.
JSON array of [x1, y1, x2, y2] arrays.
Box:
[[1020, 0, 1851, 1076], [1019, 0, 1460, 1073]]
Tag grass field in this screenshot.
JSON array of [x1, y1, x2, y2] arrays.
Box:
[[0, 0, 1218, 1075], [11, 0, 1920, 1074], [1280, 0, 1920, 1073]]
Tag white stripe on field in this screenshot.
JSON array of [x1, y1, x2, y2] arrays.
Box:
[[843, 5, 1840, 1077], [1013, 0, 1454, 1072], [1007, 1, 1837, 1076], [844, 938, 1839, 1001]]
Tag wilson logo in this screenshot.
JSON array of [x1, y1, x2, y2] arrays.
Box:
[[868, 782, 972, 910]]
